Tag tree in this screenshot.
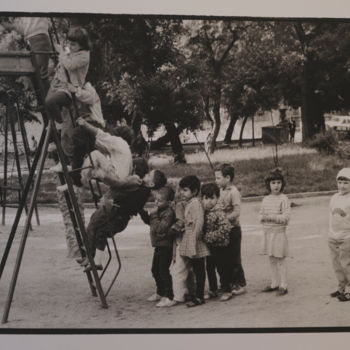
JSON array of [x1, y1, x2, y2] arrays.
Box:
[[63, 16, 202, 161], [274, 21, 350, 141], [222, 21, 281, 145], [186, 20, 240, 153]]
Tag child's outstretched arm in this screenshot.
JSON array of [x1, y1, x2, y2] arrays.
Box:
[[68, 83, 95, 105], [76, 117, 98, 136], [266, 197, 291, 224], [59, 49, 89, 71]]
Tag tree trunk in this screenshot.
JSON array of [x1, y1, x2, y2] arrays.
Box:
[[131, 110, 142, 137], [239, 115, 249, 147], [164, 122, 186, 163], [209, 84, 222, 153], [224, 113, 239, 144], [300, 59, 325, 141], [203, 94, 213, 126]]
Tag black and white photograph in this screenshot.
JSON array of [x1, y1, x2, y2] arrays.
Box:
[[1, 2, 350, 344]]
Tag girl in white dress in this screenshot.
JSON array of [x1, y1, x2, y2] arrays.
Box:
[[258, 168, 291, 296]]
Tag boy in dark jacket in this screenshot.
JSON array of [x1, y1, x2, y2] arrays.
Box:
[[146, 186, 177, 307]]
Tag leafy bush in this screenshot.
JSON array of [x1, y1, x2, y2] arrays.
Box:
[[309, 130, 339, 154]]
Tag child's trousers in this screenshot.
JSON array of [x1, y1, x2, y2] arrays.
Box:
[[229, 226, 246, 287], [151, 246, 173, 299], [187, 257, 206, 300], [269, 256, 287, 289], [86, 205, 130, 256], [207, 246, 232, 293], [171, 242, 191, 302], [328, 238, 350, 292]]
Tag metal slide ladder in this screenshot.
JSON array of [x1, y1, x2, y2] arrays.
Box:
[[0, 90, 40, 227], [0, 50, 108, 324]]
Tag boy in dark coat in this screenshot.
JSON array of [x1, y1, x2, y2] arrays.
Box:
[[145, 186, 177, 307]]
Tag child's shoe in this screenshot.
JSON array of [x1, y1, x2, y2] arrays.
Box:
[[50, 163, 72, 173], [337, 292, 350, 302], [83, 263, 103, 273], [262, 286, 279, 293], [276, 287, 288, 296], [156, 297, 177, 307], [57, 183, 79, 192], [186, 297, 205, 307], [232, 285, 247, 295], [48, 142, 57, 153], [204, 290, 218, 300], [49, 162, 63, 173], [219, 292, 233, 302], [330, 290, 342, 298], [146, 293, 162, 302]]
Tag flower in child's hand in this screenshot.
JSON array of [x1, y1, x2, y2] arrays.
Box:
[[148, 207, 158, 215], [76, 117, 86, 126], [67, 83, 77, 93], [333, 208, 346, 217]]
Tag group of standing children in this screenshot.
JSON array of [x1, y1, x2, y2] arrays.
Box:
[[145, 164, 248, 307], [145, 165, 294, 308]]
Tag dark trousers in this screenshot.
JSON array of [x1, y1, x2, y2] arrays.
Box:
[[45, 89, 72, 123], [188, 257, 206, 300], [207, 246, 232, 293], [70, 126, 96, 186], [28, 33, 51, 96], [206, 255, 218, 292], [86, 205, 130, 255], [151, 247, 173, 299], [229, 226, 246, 287]]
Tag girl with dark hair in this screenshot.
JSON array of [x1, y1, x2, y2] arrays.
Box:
[[259, 168, 291, 296]]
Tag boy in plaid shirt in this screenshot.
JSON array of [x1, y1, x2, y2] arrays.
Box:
[[178, 175, 210, 307]]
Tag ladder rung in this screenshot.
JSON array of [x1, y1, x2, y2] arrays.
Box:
[[1, 204, 21, 208], [69, 166, 93, 173], [0, 185, 21, 191], [56, 165, 93, 174]]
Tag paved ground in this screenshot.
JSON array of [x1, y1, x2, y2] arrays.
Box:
[[0, 194, 349, 329]]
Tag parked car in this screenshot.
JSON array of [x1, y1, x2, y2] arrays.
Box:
[[325, 115, 350, 131]]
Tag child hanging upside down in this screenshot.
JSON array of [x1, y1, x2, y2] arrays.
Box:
[[82, 161, 167, 272], [75, 117, 134, 187]]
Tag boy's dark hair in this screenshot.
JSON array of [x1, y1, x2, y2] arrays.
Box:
[[215, 163, 235, 181], [111, 125, 134, 146], [338, 176, 350, 181], [179, 175, 201, 195], [67, 27, 90, 50], [152, 170, 167, 190], [265, 168, 286, 192], [201, 182, 220, 198], [133, 157, 149, 179], [157, 186, 175, 202]]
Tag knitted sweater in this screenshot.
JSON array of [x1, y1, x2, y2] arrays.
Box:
[[203, 205, 232, 247], [259, 193, 290, 234], [329, 192, 350, 240]]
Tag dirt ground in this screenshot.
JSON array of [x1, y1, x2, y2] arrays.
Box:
[[0, 194, 349, 329]]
